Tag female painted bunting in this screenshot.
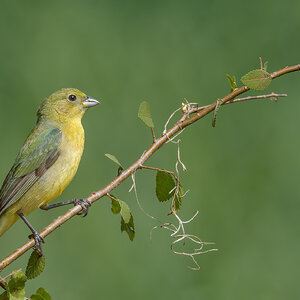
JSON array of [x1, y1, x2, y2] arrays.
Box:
[[0, 88, 99, 254]]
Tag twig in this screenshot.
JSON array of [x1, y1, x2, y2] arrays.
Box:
[[0, 269, 22, 290], [140, 165, 180, 184], [193, 92, 288, 113], [0, 280, 6, 290], [0, 63, 299, 271], [150, 128, 156, 143], [259, 57, 263, 70]]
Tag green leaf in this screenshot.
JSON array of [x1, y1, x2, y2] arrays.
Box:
[[226, 74, 237, 91], [121, 215, 135, 241], [105, 154, 124, 172], [241, 69, 271, 91], [31, 287, 51, 300], [31, 295, 44, 300], [119, 201, 131, 224], [0, 291, 8, 300], [172, 183, 184, 213], [110, 195, 121, 214], [110, 196, 131, 223], [35, 287, 50, 299], [7, 270, 27, 300], [138, 101, 154, 128], [25, 250, 45, 280], [156, 171, 175, 202], [110, 195, 135, 241]]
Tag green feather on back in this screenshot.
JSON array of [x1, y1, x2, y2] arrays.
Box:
[[0, 127, 62, 215]]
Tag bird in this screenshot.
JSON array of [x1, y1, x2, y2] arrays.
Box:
[[0, 88, 99, 255]]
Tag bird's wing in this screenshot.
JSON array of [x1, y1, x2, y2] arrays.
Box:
[[0, 127, 62, 215]]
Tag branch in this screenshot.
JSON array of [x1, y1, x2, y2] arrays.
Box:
[[0, 63, 299, 271], [193, 92, 287, 112], [140, 165, 180, 184]]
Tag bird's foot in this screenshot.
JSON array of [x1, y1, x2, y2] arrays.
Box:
[[28, 231, 45, 256], [73, 198, 91, 217]]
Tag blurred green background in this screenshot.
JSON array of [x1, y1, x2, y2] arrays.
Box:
[[0, 0, 299, 299]]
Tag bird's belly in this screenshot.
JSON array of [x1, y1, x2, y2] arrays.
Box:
[[7, 145, 83, 217]]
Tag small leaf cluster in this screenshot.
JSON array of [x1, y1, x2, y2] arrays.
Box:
[[104, 154, 135, 241], [138, 101, 184, 213], [226, 74, 237, 91], [217, 60, 272, 127], [227, 60, 271, 92], [0, 270, 51, 300], [110, 194, 135, 241], [156, 171, 183, 214]]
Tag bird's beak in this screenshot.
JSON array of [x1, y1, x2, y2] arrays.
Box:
[[81, 97, 100, 108]]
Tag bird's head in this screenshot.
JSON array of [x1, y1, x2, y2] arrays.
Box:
[[37, 88, 99, 123]]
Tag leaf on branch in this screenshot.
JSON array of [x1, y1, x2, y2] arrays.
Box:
[[172, 183, 184, 213], [119, 201, 131, 224], [25, 250, 45, 280], [138, 101, 154, 128], [0, 291, 8, 300], [156, 171, 176, 202], [121, 215, 135, 241], [7, 270, 27, 299], [110, 194, 121, 214], [110, 195, 135, 241], [105, 154, 124, 173], [110, 196, 131, 223], [226, 74, 237, 91], [241, 69, 271, 91], [156, 170, 184, 212], [30, 287, 51, 300]]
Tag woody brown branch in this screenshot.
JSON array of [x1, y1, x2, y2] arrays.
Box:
[[0, 63, 299, 272], [140, 165, 180, 184]]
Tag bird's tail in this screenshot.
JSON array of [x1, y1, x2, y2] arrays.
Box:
[[0, 213, 18, 237]]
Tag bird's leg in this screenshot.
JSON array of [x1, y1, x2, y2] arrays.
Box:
[[40, 198, 91, 217], [40, 200, 76, 210], [17, 210, 44, 256]]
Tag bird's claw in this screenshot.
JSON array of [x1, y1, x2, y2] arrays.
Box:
[[28, 231, 45, 256], [73, 198, 91, 217]]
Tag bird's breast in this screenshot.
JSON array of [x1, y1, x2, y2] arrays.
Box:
[[37, 120, 85, 208]]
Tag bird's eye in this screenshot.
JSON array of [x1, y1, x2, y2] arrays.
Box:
[[68, 94, 77, 101]]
